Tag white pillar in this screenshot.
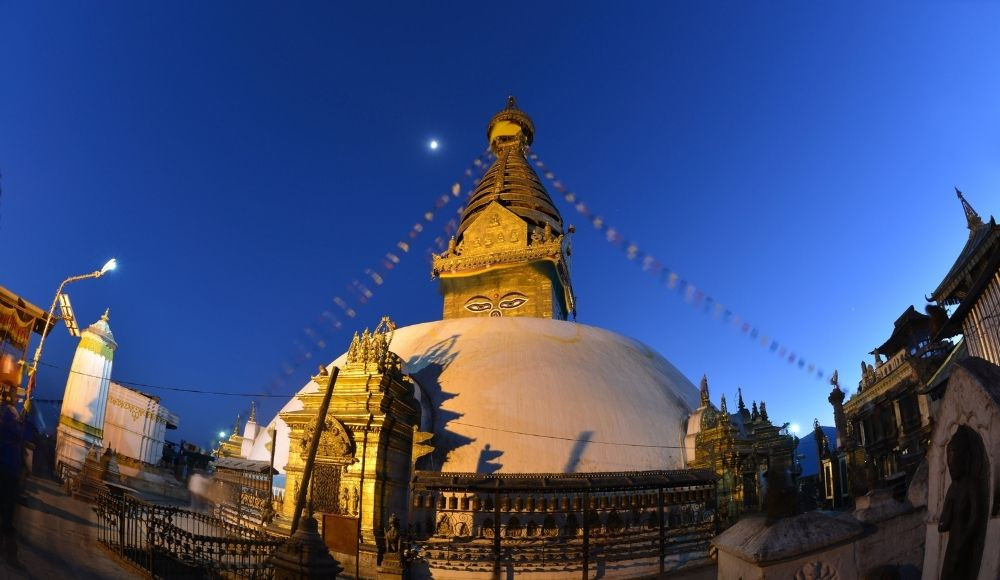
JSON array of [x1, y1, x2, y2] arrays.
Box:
[[55, 310, 116, 473]]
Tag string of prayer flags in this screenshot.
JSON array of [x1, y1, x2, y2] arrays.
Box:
[[525, 148, 825, 380]]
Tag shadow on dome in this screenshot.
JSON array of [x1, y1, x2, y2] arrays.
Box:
[[563, 430, 593, 473], [405, 335, 476, 470], [476, 444, 503, 474]]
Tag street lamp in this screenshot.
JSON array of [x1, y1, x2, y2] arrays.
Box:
[[23, 258, 118, 413]]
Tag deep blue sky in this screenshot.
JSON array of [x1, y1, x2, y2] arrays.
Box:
[[3, 3, 999, 449]]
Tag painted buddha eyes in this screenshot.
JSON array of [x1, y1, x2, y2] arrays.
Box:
[[465, 300, 492, 312], [464, 293, 529, 316], [497, 294, 527, 309]]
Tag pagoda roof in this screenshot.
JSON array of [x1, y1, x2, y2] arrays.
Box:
[[930, 194, 999, 304], [874, 305, 930, 356], [935, 246, 1000, 339]]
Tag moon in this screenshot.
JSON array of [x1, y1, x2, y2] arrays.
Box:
[[429, 140, 439, 150]]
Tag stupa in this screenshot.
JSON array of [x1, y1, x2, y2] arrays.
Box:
[[249, 97, 720, 578]]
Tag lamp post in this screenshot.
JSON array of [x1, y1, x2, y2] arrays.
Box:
[[23, 258, 117, 413]]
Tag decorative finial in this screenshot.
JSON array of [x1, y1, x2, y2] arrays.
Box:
[[232, 413, 241, 437], [699, 374, 710, 406], [830, 369, 841, 391], [487, 95, 535, 152], [737, 387, 746, 412], [719, 394, 728, 414], [955, 187, 984, 231], [101, 307, 110, 321], [751, 401, 759, 421], [759, 401, 769, 422], [248, 401, 257, 423]]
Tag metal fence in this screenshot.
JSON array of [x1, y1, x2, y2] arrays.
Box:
[[95, 490, 284, 579]]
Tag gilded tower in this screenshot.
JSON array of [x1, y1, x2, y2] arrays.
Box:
[[432, 97, 576, 320]]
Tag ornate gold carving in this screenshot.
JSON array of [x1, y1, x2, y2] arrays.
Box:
[[299, 416, 355, 461], [311, 464, 341, 514], [345, 316, 401, 374], [412, 428, 434, 466]]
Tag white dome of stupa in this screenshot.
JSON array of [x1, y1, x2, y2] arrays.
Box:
[[250, 317, 699, 475]]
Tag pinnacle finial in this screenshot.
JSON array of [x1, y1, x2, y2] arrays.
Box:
[[232, 413, 241, 436], [720, 394, 728, 414], [699, 374, 710, 406], [737, 387, 746, 411], [487, 95, 534, 152], [248, 401, 257, 423], [830, 369, 841, 391], [955, 187, 984, 231], [101, 307, 110, 322]]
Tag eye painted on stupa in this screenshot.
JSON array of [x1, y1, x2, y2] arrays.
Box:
[[497, 292, 528, 310], [464, 296, 493, 313]]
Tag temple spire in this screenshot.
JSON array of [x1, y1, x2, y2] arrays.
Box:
[[737, 387, 746, 412], [956, 187, 984, 232], [433, 96, 575, 320], [248, 401, 257, 423], [699, 374, 710, 406], [232, 413, 241, 437], [101, 307, 110, 322]]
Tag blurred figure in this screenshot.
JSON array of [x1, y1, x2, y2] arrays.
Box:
[[0, 382, 24, 568]]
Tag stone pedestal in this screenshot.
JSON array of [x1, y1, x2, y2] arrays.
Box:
[[377, 552, 404, 579], [268, 516, 343, 579]]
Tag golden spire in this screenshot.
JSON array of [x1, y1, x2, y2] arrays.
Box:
[[458, 96, 562, 241], [101, 307, 110, 322], [232, 413, 241, 437], [248, 401, 257, 423], [955, 187, 984, 232], [433, 97, 575, 320]]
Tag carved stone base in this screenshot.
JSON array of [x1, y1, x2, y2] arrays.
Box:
[[377, 552, 404, 579]]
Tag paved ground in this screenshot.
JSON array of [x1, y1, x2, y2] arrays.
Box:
[[0, 476, 139, 580], [662, 563, 717, 579]]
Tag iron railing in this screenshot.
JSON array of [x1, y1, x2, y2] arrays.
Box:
[[96, 490, 284, 579]]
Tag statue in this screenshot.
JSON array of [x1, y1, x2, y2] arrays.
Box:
[[543, 222, 554, 243], [351, 486, 360, 516], [531, 228, 542, 244], [447, 236, 458, 256], [385, 513, 400, 553], [341, 486, 350, 514], [938, 426, 988, 579]]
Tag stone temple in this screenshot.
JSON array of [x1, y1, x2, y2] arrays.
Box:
[[243, 97, 765, 578]]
